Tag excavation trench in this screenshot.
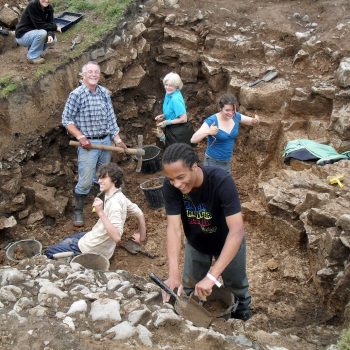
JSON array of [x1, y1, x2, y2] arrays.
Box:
[[0, 0, 349, 348]]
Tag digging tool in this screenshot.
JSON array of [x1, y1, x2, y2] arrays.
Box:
[[120, 239, 156, 258], [70, 34, 82, 50], [249, 69, 278, 87], [149, 272, 213, 328], [69, 139, 145, 172], [327, 174, 345, 188]]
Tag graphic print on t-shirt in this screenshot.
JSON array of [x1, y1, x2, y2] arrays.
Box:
[[183, 194, 217, 234]]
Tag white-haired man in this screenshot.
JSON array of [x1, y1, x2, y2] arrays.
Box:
[[62, 61, 126, 227]]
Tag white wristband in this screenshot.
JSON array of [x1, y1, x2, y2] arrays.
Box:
[[206, 272, 222, 288], [76, 135, 85, 140]]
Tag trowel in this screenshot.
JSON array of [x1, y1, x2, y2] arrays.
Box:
[[149, 272, 213, 328], [249, 69, 278, 87], [70, 34, 83, 50], [120, 239, 156, 258]]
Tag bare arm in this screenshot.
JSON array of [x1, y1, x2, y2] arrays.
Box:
[[195, 213, 244, 299], [191, 122, 218, 144], [93, 198, 121, 244], [132, 213, 147, 244], [170, 113, 187, 124], [164, 214, 183, 301], [240, 114, 260, 126], [66, 124, 84, 139]]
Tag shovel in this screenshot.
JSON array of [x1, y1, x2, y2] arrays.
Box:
[[120, 239, 156, 258], [149, 272, 213, 328], [249, 69, 278, 87]]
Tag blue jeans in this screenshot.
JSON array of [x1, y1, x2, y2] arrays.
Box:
[[75, 136, 112, 195], [16, 29, 57, 60], [204, 154, 231, 174], [45, 232, 85, 259], [183, 240, 251, 312]]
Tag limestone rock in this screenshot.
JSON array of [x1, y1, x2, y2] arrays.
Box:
[[27, 210, 44, 225], [240, 79, 292, 112], [132, 23, 147, 38], [330, 103, 350, 140], [0, 6, 18, 27], [90, 298, 121, 322], [0, 193, 26, 214], [336, 214, 350, 232], [91, 47, 106, 60], [23, 182, 68, 218], [119, 65, 146, 90], [335, 57, 350, 88], [160, 42, 198, 63], [106, 321, 136, 340], [0, 215, 16, 229], [164, 27, 198, 47]]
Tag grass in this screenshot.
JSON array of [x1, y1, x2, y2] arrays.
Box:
[[338, 328, 350, 350], [54, 0, 133, 43], [0, 74, 17, 98]]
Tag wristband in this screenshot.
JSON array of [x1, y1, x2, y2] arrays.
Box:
[[206, 273, 222, 288], [76, 135, 85, 140]]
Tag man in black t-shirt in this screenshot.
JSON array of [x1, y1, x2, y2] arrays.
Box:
[[161, 143, 251, 321]]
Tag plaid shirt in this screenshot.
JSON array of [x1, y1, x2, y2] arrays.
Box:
[[62, 84, 120, 138]]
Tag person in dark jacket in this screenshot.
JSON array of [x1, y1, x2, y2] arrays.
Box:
[[15, 0, 61, 64]]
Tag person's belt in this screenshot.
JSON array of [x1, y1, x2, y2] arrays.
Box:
[[86, 134, 109, 140]]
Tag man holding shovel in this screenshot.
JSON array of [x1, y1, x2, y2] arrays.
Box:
[[62, 61, 126, 227], [161, 143, 251, 321]]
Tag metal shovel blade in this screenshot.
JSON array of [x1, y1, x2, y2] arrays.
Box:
[[149, 272, 213, 328], [249, 69, 278, 87], [174, 294, 213, 328]]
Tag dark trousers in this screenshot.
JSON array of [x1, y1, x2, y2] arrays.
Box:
[[183, 240, 251, 312]]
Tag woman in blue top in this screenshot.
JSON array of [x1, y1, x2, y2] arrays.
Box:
[[155, 72, 194, 147], [191, 94, 259, 174]]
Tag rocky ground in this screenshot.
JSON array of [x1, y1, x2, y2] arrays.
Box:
[[0, 0, 350, 349]]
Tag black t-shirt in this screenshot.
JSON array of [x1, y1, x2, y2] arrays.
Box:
[[163, 166, 241, 256]]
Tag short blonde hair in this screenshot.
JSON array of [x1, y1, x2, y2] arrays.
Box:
[[163, 72, 183, 90]]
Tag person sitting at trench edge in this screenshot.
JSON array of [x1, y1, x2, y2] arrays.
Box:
[[15, 0, 61, 64], [45, 163, 146, 260]]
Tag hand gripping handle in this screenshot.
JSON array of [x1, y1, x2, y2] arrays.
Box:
[[149, 272, 178, 300]]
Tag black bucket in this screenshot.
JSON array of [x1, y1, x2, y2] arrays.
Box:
[[141, 145, 161, 174], [140, 177, 165, 209]]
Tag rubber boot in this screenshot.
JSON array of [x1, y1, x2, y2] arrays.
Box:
[[73, 193, 86, 227]]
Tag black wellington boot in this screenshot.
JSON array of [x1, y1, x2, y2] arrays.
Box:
[[73, 193, 86, 227]]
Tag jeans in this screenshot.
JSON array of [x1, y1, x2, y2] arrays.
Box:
[[204, 154, 231, 174], [16, 29, 57, 60], [45, 232, 85, 259], [183, 240, 251, 312], [75, 136, 112, 195]]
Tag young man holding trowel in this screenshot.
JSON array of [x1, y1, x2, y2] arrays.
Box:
[[62, 61, 127, 227], [161, 143, 252, 321], [45, 163, 146, 260]]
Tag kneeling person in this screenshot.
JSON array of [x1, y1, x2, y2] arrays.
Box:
[[15, 0, 61, 64], [45, 163, 146, 259]]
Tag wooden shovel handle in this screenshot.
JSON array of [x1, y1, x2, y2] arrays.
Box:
[[69, 140, 145, 156]]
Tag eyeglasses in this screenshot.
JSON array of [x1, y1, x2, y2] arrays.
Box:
[[84, 70, 100, 75]]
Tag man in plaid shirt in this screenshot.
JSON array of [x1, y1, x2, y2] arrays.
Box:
[[62, 61, 126, 227]]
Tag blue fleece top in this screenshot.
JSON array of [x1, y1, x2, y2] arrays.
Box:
[[205, 113, 242, 161], [162, 90, 186, 121]]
